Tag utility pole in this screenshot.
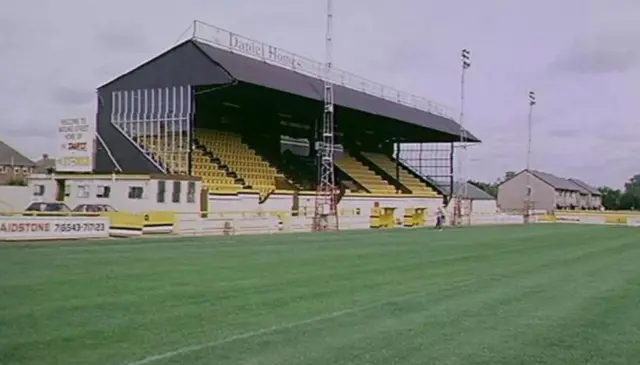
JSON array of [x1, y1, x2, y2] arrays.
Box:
[[524, 90, 536, 223], [454, 49, 471, 225]]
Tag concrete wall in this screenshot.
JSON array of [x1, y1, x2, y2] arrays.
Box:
[[498, 171, 555, 212], [0, 186, 33, 211], [209, 192, 442, 224], [471, 199, 498, 214], [27, 174, 201, 213]]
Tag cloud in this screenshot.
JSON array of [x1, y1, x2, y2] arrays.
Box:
[[51, 86, 94, 106], [4, 123, 51, 139], [546, 127, 582, 139], [549, 4, 640, 75], [0, 0, 637, 187], [550, 35, 640, 75], [94, 25, 151, 53]]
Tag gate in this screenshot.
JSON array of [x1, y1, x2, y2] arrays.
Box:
[[111, 86, 193, 175]]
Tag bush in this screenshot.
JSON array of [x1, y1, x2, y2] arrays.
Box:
[[7, 179, 27, 186]]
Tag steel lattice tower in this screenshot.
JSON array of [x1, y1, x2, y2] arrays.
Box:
[[313, 0, 339, 231]]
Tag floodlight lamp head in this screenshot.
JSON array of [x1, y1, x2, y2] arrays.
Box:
[[461, 49, 471, 69]]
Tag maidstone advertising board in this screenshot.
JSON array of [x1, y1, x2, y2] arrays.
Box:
[[0, 216, 109, 241], [56, 117, 94, 172]]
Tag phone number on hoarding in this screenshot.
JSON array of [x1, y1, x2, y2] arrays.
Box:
[[54, 223, 106, 232]]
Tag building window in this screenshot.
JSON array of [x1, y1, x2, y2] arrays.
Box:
[[22, 167, 29, 174], [186, 181, 196, 203], [76, 185, 90, 198], [128, 186, 144, 199], [14, 167, 20, 174], [157, 180, 166, 203], [97, 185, 111, 198], [33, 184, 45, 196], [172, 181, 181, 203], [0, 166, 4, 173]]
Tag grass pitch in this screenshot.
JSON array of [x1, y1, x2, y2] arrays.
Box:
[[1, 225, 640, 365]]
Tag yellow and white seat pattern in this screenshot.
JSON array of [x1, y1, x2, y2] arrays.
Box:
[[190, 149, 240, 192], [336, 153, 397, 195], [363, 152, 439, 197], [197, 130, 281, 197]]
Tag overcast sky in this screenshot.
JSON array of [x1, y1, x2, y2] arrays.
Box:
[[1, 0, 638, 188]]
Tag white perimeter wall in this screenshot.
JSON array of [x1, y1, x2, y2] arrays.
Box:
[[0, 186, 33, 211]]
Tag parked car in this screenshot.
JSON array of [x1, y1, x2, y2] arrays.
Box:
[[72, 204, 117, 213], [23, 202, 71, 216], [71, 204, 117, 217]]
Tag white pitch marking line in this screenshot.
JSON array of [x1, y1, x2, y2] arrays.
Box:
[[122, 227, 573, 365], [122, 285, 466, 365], [125, 306, 360, 365]]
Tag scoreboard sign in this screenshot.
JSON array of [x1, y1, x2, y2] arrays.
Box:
[[56, 117, 94, 172], [0, 216, 109, 241]]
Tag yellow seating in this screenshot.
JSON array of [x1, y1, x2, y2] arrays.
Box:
[[138, 134, 189, 175], [190, 149, 240, 192], [197, 130, 280, 197], [362, 152, 440, 197], [336, 153, 397, 195]]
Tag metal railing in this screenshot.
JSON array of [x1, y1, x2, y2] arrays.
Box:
[[191, 20, 455, 119]]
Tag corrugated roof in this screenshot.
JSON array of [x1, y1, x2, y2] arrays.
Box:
[[569, 178, 601, 195], [464, 182, 497, 200], [530, 170, 589, 193], [436, 181, 495, 200], [0, 140, 35, 166], [191, 40, 480, 142]]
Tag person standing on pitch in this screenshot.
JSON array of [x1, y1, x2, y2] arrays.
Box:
[[435, 207, 445, 231]]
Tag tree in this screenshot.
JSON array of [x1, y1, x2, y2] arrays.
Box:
[[621, 174, 640, 210], [468, 180, 499, 197], [7, 179, 27, 186], [598, 174, 640, 211], [598, 186, 622, 210]]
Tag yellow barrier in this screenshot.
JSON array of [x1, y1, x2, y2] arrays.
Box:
[[103, 212, 144, 236], [538, 215, 557, 223], [557, 210, 640, 216], [370, 207, 381, 228], [413, 208, 427, 227], [403, 208, 415, 227], [604, 215, 628, 224], [1, 207, 455, 239], [143, 211, 176, 234], [543, 213, 633, 225], [379, 207, 396, 228]]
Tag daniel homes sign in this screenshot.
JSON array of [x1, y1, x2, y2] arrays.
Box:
[[229, 33, 307, 70]]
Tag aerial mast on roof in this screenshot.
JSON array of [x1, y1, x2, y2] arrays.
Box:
[[313, 0, 339, 232]]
